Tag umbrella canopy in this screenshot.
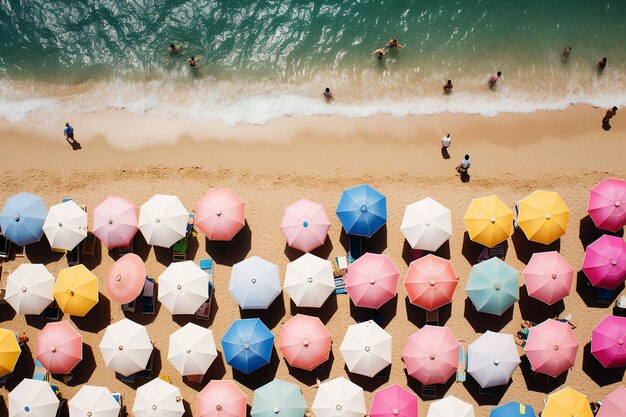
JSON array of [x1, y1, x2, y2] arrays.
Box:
[[280, 198, 331, 253], [284, 253, 335, 308], [222, 318, 274, 374], [402, 325, 460, 385], [168, 323, 218, 376], [54, 264, 98, 317], [279, 314, 331, 371], [229, 256, 280, 310], [463, 195, 513, 248], [197, 380, 247, 417], [524, 319, 578, 377], [138, 194, 188, 248], [99, 318, 153, 377], [467, 331, 520, 388], [404, 254, 458, 311], [6, 264, 55, 315], [370, 384, 417, 417], [251, 379, 307, 417], [517, 190, 569, 244], [133, 378, 184, 417], [582, 235, 626, 289], [42, 200, 87, 251], [591, 315, 626, 368], [36, 321, 82, 374], [597, 385, 626, 417], [0, 192, 47, 246], [0, 328, 21, 377], [588, 178, 626, 232], [336, 184, 387, 237], [339, 320, 392, 378], [466, 258, 519, 315], [523, 251, 573, 305], [489, 402, 536, 417], [426, 396, 474, 417], [92, 196, 138, 249], [69, 385, 121, 417], [106, 253, 146, 304], [9, 378, 60, 417], [345, 253, 400, 309], [401, 197, 452, 252], [543, 387, 592, 417], [158, 261, 209, 315], [312, 377, 365, 417], [196, 188, 245, 241]]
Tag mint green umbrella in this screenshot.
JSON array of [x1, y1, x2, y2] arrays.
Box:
[[251, 379, 307, 417], [466, 258, 519, 315]]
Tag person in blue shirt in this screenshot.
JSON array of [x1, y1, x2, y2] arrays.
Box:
[[456, 154, 471, 174], [64, 122, 76, 143]]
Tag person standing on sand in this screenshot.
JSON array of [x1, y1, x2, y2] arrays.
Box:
[[455, 154, 470, 174], [441, 133, 451, 149], [323, 87, 333, 100], [374, 48, 385, 60], [602, 106, 618, 124], [443, 80, 453, 93], [489, 71, 501, 87], [64, 122, 76, 143]]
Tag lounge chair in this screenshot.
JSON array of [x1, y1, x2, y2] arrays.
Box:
[[121, 298, 136, 313], [0, 268, 9, 304], [137, 351, 154, 379], [348, 235, 363, 263], [425, 308, 439, 326], [111, 393, 123, 417], [185, 374, 205, 384], [40, 301, 61, 321], [333, 256, 348, 277], [172, 236, 188, 262], [118, 240, 134, 256], [457, 341, 467, 383], [374, 365, 391, 379], [118, 372, 135, 384], [334, 277, 347, 295], [614, 296, 626, 317], [477, 242, 505, 263], [81, 232, 96, 257], [0, 234, 11, 259], [195, 260, 214, 320], [66, 245, 81, 266], [421, 385, 436, 398], [597, 288, 613, 306], [14, 244, 25, 258], [33, 358, 50, 382], [141, 277, 155, 315]]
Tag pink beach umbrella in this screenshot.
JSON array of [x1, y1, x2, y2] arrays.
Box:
[[93, 196, 138, 249], [402, 325, 460, 385], [582, 235, 626, 289], [597, 385, 626, 417], [588, 178, 626, 232], [196, 188, 245, 241], [106, 254, 146, 304], [524, 319, 578, 377], [370, 384, 418, 417], [36, 321, 82, 374], [523, 251, 574, 305], [197, 380, 247, 417], [280, 198, 331, 253], [279, 314, 331, 371], [345, 253, 400, 309], [404, 254, 458, 311], [591, 315, 626, 368]]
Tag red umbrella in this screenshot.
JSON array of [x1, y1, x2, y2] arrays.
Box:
[[106, 254, 146, 304], [36, 321, 82, 374], [404, 254, 457, 311], [345, 253, 400, 309]]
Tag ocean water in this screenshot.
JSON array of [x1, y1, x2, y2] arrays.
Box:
[[1, 0, 626, 126]]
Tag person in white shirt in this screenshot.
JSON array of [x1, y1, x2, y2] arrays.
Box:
[[441, 133, 451, 148]]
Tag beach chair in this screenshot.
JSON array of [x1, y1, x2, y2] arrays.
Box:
[[121, 298, 136, 313], [118, 372, 135, 384], [81, 232, 96, 257], [334, 277, 347, 295], [348, 235, 363, 263], [111, 393, 123, 417], [421, 385, 436, 398], [66, 245, 81, 266], [0, 268, 9, 304], [118, 240, 134, 256], [477, 243, 505, 263], [33, 358, 50, 382], [333, 256, 349, 277], [614, 296, 626, 317], [374, 365, 391, 379], [172, 236, 188, 262], [456, 341, 467, 383], [53, 373, 73, 384], [597, 288, 613, 306], [195, 260, 214, 320], [40, 301, 61, 321], [137, 351, 155, 379], [185, 374, 205, 384], [141, 277, 155, 315], [14, 244, 25, 258], [425, 308, 439, 326], [0, 234, 11, 259], [513, 201, 520, 229]]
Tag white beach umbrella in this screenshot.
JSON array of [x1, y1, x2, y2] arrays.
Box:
[[426, 396, 474, 417], [312, 376, 365, 417], [401, 197, 452, 252], [5, 264, 55, 315], [284, 253, 335, 308], [339, 320, 392, 378], [9, 378, 60, 417], [133, 378, 184, 417], [138, 194, 188, 248], [467, 331, 520, 388], [69, 385, 121, 417], [158, 261, 209, 315], [229, 256, 281, 309], [99, 318, 153, 377], [168, 323, 218, 376], [42, 201, 87, 251]]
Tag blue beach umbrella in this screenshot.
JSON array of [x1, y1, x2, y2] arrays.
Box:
[[336, 184, 387, 237], [251, 379, 307, 417], [0, 192, 47, 246], [466, 257, 519, 315], [222, 318, 274, 374], [490, 401, 536, 417]]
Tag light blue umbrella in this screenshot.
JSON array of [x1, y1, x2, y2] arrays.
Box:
[[229, 256, 281, 309], [336, 184, 387, 237], [466, 257, 519, 315], [251, 379, 307, 417], [0, 192, 47, 246], [490, 401, 536, 417], [222, 318, 274, 374]]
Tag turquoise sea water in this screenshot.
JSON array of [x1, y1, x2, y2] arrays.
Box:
[[1, 0, 625, 125]]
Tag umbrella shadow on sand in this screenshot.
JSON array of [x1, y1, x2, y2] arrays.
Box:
[[579, 215, 624, 250], [3, 346, 35, 391], [65, 344, 97, 386], [401, 240, 451, 266], [519, 355, 567, 393], [72, 292, 111, 333], [283, 237, 334, 262], [289, 296, 338, 324], [205, 221, 252, 266], [582, 341, 625, 386], [182, 350, 228, 391], [339, 226, 388, 256], [285, 350, 334, 386], [240, 295, 286, 330], [463, 297, 513, 333], [405, 297, 452, 327], [511, 229, 561, 265], [173, 295, 220, 328], [575, 270, 624, 308], [345, 364, 389, 392], [461, 232, 509, 267], [349, 296, 397, 329], [517, 285, 565, 324], [404, 369, 454, 400], [24, 238, 64, 264], [463, 374, 512, 406], [232, 349, 280, 390]]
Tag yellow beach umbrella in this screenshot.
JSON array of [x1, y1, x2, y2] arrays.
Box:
[[54, 265, 99, 316], [543, 387, 593, 417], [464, 196, 514, 248], [0, 328, 21, 376], [518, 190, 569, 245]]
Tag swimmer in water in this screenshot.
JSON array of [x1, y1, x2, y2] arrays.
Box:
[[374, 48, 385, 60], [386, 37, 404, 49], [187, 55, 200, 69], [168, 43, 180, 54]]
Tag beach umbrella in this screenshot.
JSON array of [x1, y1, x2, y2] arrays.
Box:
[[588, 178, 626, 232], [106, 253, 146, 304], [582, 234, 626, 289], [42, 200, 87, 251], [197, 380, 247, 417], [466, 258, 519, 315], [54, 264, 98, 316], [196, 188, 245, 241], [279, 314, 331, 371], [426, 396, 474, 417], [370, 384, 418, 417], [36, 321, 82, 374], [489, 402, 536, 417], [467, 331, 520, 388], [221, 318, 274, 374], [543, 387, 592, 417], [312, 377, 365, 417], [92, 195, 138, 249], [402, 325, 460, 385], [336, 184, 387, 237], [0, 192, 46, 246], [464, 195, 513, 248], [597, 385, 626, 417], [229, 256, 280, 309], [158, 261, 209, 315], [522, 251, 573, 305], [404, 254, 458, 311], [5, 264, 55, 315], [524, 319, 578, 377], [0, 328, 21, 377], [517, 190, 569, 244], [9, 378, 60, 417], [339, 320, 391, 378], [591, 315, 626, 368], [280, 198, 331, 253], [69, 385, 121, 417], [133, 377, 184, 417], [284, 253, 335, 308], [345, 253, 399, 309], [251, 379, 307, 417], [168, 323, 217, 376], [138, 194, 188, 248], [99, 318, 153, 377], [401, 197, 452, 252]]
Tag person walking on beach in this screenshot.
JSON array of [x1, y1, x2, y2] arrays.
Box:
[[455, 154, 471, 174], [597, 57, 607, 71], [386, 38, 403, 49], [323, 87, 333, 100], [187, 56, 200, 69], [441, 133, 452, 149], [443, 80, 453, 93], [64, 122, 76, 143], [489, 71, 501, 87], [602, 106, 618, 124], [374, 48, 385, 60]]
